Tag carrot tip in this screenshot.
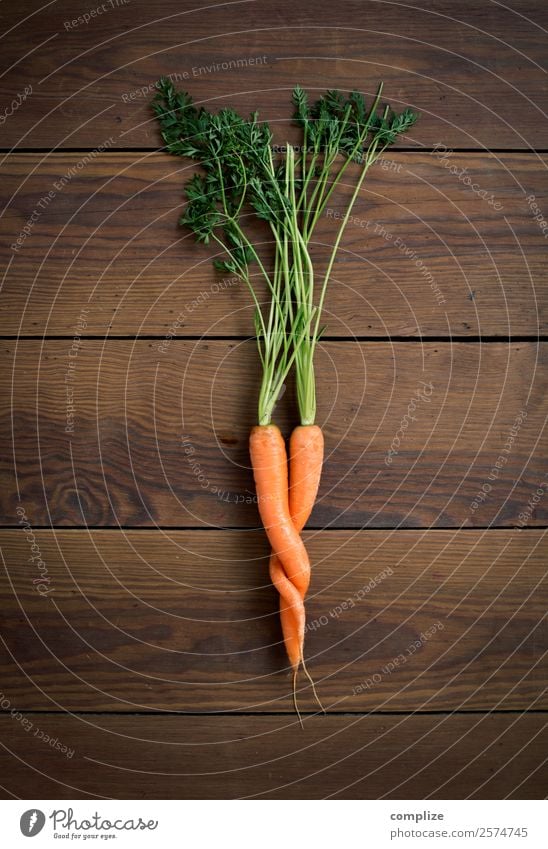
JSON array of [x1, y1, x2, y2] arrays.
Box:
[[292, 667, 304, 729], [302, 656, 325, 714]]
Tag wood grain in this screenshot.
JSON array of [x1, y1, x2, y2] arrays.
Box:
[[0, 529, 546, 712], [0, 1, 547, 149], [1, 0, 546, 804], [1, 340, 546, 528], [0, 711, 545, 799], [1, 152, 547, 337]]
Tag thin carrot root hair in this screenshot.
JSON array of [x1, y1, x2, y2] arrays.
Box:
[[301, 655, 325, 713], [292, 655, 324, 724], [292, 667, 304, 729]]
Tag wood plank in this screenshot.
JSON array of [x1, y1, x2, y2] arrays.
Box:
[[1, 152, 547, 336], [0, 712, 545, 799], [0, 1, 547, 149], [1, 341, 546, 528], [0, 530, 546, 712]]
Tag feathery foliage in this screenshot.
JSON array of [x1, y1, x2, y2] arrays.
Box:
[[152, 77, 418, 424]]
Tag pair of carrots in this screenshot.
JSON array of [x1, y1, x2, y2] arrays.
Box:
[[250, 423, 324, 708], [152, 78, 418, 718]]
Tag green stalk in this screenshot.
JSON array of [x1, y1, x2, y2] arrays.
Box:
[[311, 142, 381, 351], [152, 78, 417, 431], [291, 85, 397, 425]]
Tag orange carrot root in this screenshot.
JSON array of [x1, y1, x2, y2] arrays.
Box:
[[249, 425, 310, 595], [288, 425, 324, 533], [251, 424, 325, 716], [269, 551, 305, 671]]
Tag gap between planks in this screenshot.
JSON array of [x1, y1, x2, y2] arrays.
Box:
[[1, 335, 547, 343]]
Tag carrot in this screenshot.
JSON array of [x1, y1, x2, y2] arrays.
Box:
[[268, 425, 324, 714], [270, 425, 324, 660], [288, 425, 324, 530], [250, 424, 324, 720], [269, 556, 305, 671], [249, 424, 310, 596]]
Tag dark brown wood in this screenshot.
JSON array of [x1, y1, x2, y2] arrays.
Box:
[[1, 341, 545, 528], [0, 1, 547, 149], [0, 712, 545, 799], [1, 529, 546, 712], [1, 151, 547, 337], [1, 0, 546, 805]]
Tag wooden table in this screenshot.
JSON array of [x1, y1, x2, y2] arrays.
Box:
[[1, 0, 546, 799]]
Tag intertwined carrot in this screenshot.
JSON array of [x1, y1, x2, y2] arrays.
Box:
[[271, 425, 324, 665], [249, 425, 310, 594]]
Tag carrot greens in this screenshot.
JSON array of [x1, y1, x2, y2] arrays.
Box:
[[290, 83, 417, 424], [152, 79, 417, 426]]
